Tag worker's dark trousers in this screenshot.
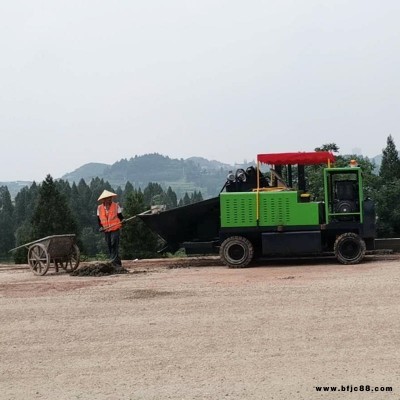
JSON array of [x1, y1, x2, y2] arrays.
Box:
[[104, 230, 122, 266]]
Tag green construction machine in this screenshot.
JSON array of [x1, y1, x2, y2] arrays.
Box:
[[138, 151, 376, 267]]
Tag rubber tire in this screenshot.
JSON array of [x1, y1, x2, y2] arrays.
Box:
[[220, 236, 254, 268], [334, 232, 366, 265]]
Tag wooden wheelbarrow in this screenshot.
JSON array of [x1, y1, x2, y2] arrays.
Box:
[[10, 234, 80, 276]]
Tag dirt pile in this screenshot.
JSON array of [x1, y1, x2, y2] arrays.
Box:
[[70, 262, 129, 277]]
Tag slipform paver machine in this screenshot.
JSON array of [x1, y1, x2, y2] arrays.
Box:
[[138, 151, 376, 267]]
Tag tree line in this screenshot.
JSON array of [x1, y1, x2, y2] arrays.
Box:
[[301, 136, 400, 238], [0, 135, 399, 263], [63, 153, 231, 199], [0, 177, 203, 263]]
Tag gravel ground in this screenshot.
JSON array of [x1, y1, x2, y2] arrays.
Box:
[[0, 255, 399, 400]]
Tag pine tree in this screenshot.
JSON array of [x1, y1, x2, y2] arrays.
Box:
[[375, 179, 400, 236], [80, 226, 105, 257], [373, 135, 400, 236], [0, 186, 15, 256], [13, 183, 39, 226], [143, 182, 164, 206], [120, 190, 159, 259], [76, 179, 98, 230], [379, 135, 400, 181], [89, 178, 114, 206], [122, 182, 135, 205], [12, 183, 40, 263], [31, 175, 78, 239], [191, 190, 203, 203], [181, 192, 191, 206], [166, 186, 178, 209]]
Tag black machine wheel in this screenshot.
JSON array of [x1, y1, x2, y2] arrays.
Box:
[[28, 243, 50, 276], [220, 236, 254, 268], [334, 233, 366, 265]]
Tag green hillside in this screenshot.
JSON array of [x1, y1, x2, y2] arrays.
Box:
[[62, 153, 248, 199], [1, 153, 383, 200]]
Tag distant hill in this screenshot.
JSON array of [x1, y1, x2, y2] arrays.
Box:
[[62, 162, 111, 183], [0, 152, 384, 200], [186, 157, 231, 170], [62, 153, 252, 199], [62, 153, 384, 198], [0, 181, 32, 199]]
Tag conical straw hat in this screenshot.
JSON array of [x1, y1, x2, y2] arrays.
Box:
[[98, 190, 117, 201]]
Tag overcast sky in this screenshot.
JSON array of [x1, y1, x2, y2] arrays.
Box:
[[1, 0, 398, 181]]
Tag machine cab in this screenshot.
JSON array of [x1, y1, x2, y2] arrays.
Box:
[[323, 166, 363, 223]]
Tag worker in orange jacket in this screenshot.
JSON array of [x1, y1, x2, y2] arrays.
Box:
[[97, 190, 124, 268]]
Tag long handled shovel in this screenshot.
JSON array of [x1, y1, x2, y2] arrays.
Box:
[[99, 215, 138, 232]]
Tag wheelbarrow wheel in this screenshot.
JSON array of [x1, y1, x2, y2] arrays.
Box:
[[56, 244, 81, 272], [28, 243, 50, 276]]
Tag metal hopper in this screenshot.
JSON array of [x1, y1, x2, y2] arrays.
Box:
[[137, 196, 221, 254]]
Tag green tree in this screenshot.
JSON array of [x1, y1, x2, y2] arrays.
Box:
[[166, 186, 178, 208], [379, 135, 400, 181], [122, 181, 135, 205], [12, 183, 39, 263], [0, 186, 15, 257], [116, 186, 123, 199], [80, 226, 106, 257], [306, 144, 376, 200], [89, 178, 114, 206], [13, 223, 34, 264], [373, 135, 400, 236], [315, 143, 340, 153], [374, 179, 400, 237], [31, 175, 78, 239], [120, 190, 159, 259], [69, 179, 96, 231], [305, 144, 340, 199], [179, 192, 191, 206], [56, 179, 72, 200], [177, 191, 203, 206], [191, 190, 203, 203], [143, 182, 164, 207], [13, 182, 39, 226]]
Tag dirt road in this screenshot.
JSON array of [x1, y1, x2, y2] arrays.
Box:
[[1, 255, 399, 400]]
